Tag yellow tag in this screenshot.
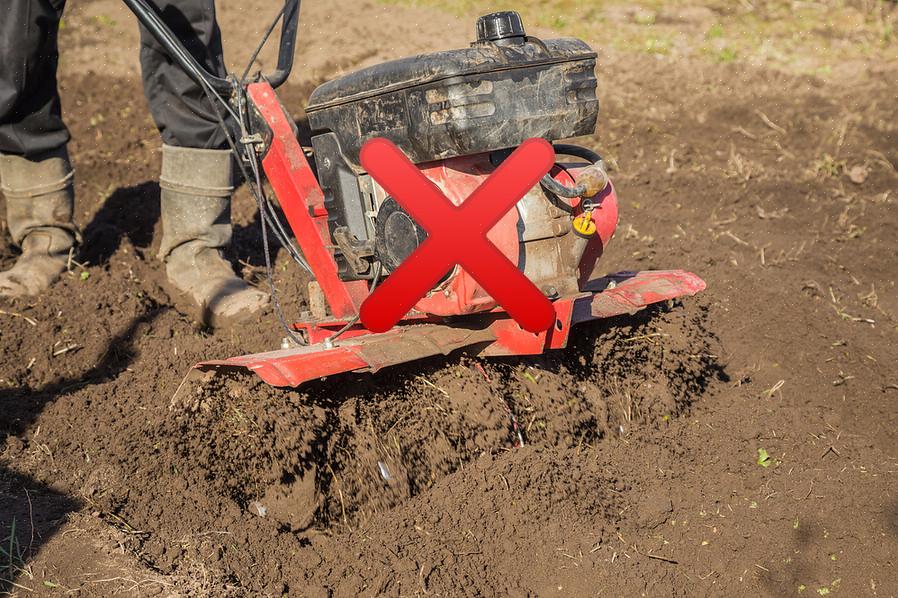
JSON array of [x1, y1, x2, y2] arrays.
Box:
[[572, 214, 597, 238]]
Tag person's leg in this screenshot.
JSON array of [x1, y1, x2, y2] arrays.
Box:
[[0, 0, 78, 298], [138, 0, 229, 150], [138, 0, 267, 324]]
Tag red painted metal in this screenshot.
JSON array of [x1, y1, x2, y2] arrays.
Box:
[[189, 269, 705, 388], [247, 82, 368, 319], [574, 179, 619, 285], [398, 158, 620, 318], [196, 324, 496, 388], [409, 154, 521, 317], [579, 269, 706, 319]]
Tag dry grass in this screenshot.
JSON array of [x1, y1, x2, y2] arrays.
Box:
[[1, 519, 30, 593], [381, 0, 897, 77]]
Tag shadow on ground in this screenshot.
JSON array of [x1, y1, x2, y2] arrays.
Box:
[[0, 182, 171, 591]]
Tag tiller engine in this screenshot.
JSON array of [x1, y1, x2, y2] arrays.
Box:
[[125, 1, 705, 390]]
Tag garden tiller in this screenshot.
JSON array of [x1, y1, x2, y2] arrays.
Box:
[[125, 0, 706, 390]]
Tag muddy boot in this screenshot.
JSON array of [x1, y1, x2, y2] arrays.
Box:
[[158, 144, 268, 325], [0, 148, 79, 298]]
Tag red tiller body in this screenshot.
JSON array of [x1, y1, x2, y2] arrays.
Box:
[[176, 82, 706, 391]]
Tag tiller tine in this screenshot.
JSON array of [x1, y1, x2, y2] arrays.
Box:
[[198, 325, 495, 388], [176, 269, 704, 395], [578, 269, 707, 319], [169, 324, 495, 408]]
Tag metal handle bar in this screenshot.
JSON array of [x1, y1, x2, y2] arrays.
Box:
[[121, 0, 299, 93]]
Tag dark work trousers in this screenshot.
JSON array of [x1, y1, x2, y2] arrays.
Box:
[[0, 0, 230, 158]]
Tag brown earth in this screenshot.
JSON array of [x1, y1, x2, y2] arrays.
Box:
[[1, 0, 896, 596]]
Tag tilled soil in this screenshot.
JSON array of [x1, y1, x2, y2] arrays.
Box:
[[1, 0, 896, 596]]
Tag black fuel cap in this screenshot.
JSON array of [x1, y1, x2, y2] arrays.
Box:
[[476, 11, 526, 43]]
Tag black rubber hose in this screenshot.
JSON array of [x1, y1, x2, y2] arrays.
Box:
[[552, 143, 603, 164], [540, 174, 586, 198], [540, 144, 604, 198]]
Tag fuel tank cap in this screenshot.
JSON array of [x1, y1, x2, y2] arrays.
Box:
[[475, 11, 526, 43]]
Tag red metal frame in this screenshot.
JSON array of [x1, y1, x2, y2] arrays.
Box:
[[181, 83, 708, 390], [247, 83, 368, 319]]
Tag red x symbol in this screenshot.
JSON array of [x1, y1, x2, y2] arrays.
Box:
[[358, 137, 557, 334]]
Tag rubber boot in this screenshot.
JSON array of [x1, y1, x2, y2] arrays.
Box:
[[158, 144, 268, 325], [0, 148, 79, 298]]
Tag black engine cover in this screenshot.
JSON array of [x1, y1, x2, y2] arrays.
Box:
[[306, 24, 597, 170]]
